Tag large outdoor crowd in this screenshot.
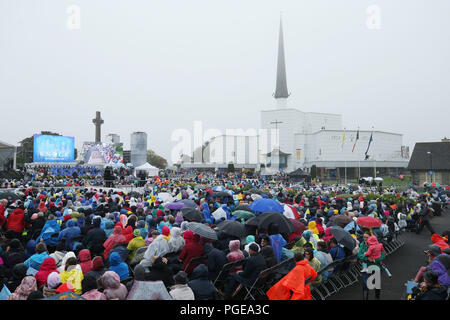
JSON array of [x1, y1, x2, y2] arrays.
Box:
[[0, 170, 448, 300]]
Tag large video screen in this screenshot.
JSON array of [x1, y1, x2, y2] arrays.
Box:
[[33, 134, 75, 162], [80, 141, 123, 165]]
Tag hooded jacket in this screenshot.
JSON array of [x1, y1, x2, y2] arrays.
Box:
[[38, 219, 61, 246], [78, 249, 93, 274], [203, 242, 228, 280], [364, 236, 386, 261], [60, 266, 84, 295], [168, 227, 185, 253], [35, 257, 59, 288], [227, 240, 244, 273], [101, 271, 128, 300], [266, 259, 317, 300], [169, 284, 195, 300], [58, 219, 82, 251], [103, 226, 127, 260], [431, 234, 449, 253], [6, 208, 26, 233], [179, 234, 204, 274], [108, 252, 130, 281], [8, 276, 37, 300], [187, 264, 218, 300], [427, 254, 450, 287]]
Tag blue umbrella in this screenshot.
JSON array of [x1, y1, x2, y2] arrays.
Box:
[[212, 186, 226, 192], [248, 198, 284, 214]]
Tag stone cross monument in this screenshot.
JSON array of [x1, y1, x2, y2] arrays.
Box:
[[92, 111, 104, 143]]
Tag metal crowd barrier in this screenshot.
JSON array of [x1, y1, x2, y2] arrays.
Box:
[[310, 235, 405, 300]]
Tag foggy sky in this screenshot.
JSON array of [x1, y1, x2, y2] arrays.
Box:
[[1, 0, 449, 164]]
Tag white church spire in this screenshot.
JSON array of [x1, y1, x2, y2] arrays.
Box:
[[273, 15, 290, 108]]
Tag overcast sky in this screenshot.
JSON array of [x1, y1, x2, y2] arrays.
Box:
[[1, 0, 449, 164]]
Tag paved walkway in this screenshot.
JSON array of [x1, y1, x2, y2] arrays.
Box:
[[328, 208, 450, 300]]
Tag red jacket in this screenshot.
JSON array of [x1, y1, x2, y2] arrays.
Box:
[[6, 208, 26, 233], [0, 204, 7, 227], [179, 235, 204, 274]]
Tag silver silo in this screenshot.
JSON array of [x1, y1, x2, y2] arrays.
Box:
[[130, 132, 147, 167]]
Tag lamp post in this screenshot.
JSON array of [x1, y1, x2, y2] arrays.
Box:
[[427, 151, 433, 183]]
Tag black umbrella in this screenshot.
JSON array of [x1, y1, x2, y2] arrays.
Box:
[[177, 199, 199, 209], [0, 192, 20, 201], [213, 191, 232, 198], [235, 204, 253, 212], [127, 191, 142, 198], [246, 212, 295, 235], [181, 207, 203, 222], [330, 215, 353, 227], [329, 226, 356, 250], [217, 220, 246, 238]]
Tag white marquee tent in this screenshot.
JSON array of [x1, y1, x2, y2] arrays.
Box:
[[134, 162, 159, 176]]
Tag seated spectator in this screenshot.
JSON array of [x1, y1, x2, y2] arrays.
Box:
[[42, 271, 61, 298], [169, 271, 195, 300], [179, 233, 204, 275], [85, 256, 107, 282], [8, 276, 37, 300], [188, 264, 219, 300], [60, 257, 84, 294], [78, 249, 93, 275], [35, 257, 58, 288], [226, 240, 245, 273], [147, 256, 174, 288], [101, 271, 128, 300], [203, 241, 228, 281], [81, 274, 107, 300], [304, 247, 322, 285], [413, 270, 448, 300], [108, 252, 130, 281], [23, 242, 49, 275]]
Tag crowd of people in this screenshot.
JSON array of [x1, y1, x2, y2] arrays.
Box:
[[0, 170, 448, 300]]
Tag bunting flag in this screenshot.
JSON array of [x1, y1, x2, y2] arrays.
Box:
[[352, 129, 359, 152], [364, 131, 374, 158]]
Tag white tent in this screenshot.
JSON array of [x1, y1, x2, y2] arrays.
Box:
[[134, 162, 159, 176]]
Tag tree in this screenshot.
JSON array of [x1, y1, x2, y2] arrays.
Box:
[[227, 162, 235, 173], [146, 150, 168, 169], [310, 165, 317, 179]]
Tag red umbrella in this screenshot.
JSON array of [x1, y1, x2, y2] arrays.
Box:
[[356, 216, 381, 228]]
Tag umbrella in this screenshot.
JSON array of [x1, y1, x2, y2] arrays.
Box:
[[0, 192, 20, 201], [251, 194, 262, 201], [246, 212, 295, 235], [181, 207, 203, 222], [235, 204, 253, 212], [427, 182, 441, 188], [126, 280, 172, 300], [217, 220, 246, 238], [213, 191, 232, 198], [43, 291, 86, 300], [176, 199, 199, 209], [187, 222, 218, 240], [356, 216, 381, 228], [165, 202, 186, 210], [212, 207, 228, 221], [157, 192, 174, 203], [329, 226, 356, 250], [330, 215, 353, 227], [127, 191, 142, 198], [232, 210, 255, 220], [283, 204, 300, 219], [289, 219, 306, 235], [248, 198, 284, 214], [212, 186, 226, 192]]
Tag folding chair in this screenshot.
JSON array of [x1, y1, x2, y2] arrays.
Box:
[[183, 255, 208, 273], [213, 258, 247, 287]]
